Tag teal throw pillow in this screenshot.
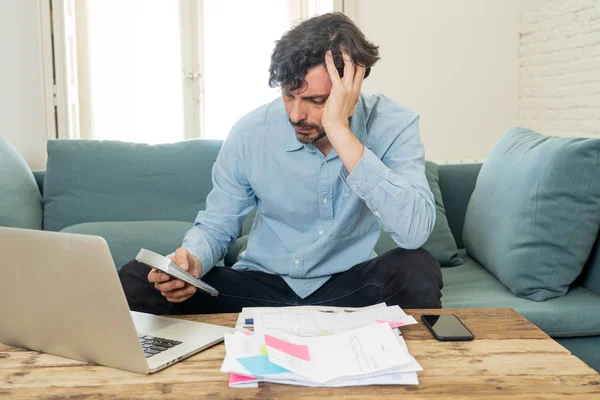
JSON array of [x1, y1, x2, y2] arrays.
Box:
[[463, 127, 600, 301], [580, 235, 600, 297], [375, 161, 462, 266], [0, 138, 42, 229]]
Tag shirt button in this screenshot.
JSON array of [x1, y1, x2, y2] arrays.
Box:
[[319, 230, 324, 236], [374, 211, 380, 217], [295, 259, 300, 265], [322, 198, 328, 204]]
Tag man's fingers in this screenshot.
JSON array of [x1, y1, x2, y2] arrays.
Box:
[[324, 50, 342, 85], [341, 49, 355, 86], [353, 64, 366, 93], [154, 279, 186, 292], [173, 248, 189, 271], [162, 286, 197, 302], [148, 269, 171, 283]]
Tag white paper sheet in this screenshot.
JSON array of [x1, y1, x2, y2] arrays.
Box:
[[265, 323, 412, 384], [221, 328, 421, 387], [252, 304, 416, 336], [234, 303, 387, 332]]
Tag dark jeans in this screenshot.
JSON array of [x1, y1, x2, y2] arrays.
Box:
[[118, 248, 443, 315]]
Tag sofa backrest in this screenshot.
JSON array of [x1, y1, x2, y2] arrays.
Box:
[[43, 139, 224, 231]]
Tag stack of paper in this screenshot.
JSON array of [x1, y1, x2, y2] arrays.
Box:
[[222, 303, 422, 388]]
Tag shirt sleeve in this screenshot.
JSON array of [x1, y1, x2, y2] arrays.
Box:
[[340, 117, 436, 249], [182, 128, 256, 276]]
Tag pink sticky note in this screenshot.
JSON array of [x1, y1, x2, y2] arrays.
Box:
[[229, 373, 258, 385], [264, 334, 310, 361], [376, 319, 407, 328]]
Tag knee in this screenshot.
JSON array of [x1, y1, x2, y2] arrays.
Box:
[[379, 248, 443, 309], [118, 259, 151, 282]]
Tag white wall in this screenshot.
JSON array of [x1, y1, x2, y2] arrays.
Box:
[[0, 0, 48, 170], [1, 0, 566, 169], [350, 0, 535, 162], [519, 0, 600, 138]]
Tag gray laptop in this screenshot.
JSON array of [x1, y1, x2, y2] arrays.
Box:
[[0, 226, 233, 374]]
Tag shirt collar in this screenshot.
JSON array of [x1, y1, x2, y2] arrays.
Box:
[[284, 93, 371, 152]]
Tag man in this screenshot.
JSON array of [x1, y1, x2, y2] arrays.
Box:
[[119, 12, 442, 315]]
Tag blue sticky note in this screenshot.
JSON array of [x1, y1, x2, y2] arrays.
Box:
[[237, 355, 289, 375]]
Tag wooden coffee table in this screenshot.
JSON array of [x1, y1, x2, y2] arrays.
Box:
[[1, 308, 598, 399]]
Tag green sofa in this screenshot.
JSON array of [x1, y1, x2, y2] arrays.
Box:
[[1, 137, 599, 374]]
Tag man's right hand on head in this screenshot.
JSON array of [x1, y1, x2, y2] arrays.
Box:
[[147, 247, 203, 303]]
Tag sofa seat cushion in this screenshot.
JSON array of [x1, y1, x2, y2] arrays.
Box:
[[61, 221, 193, 270], [0, 138, 42, 229], [442, 251, 600, 337]]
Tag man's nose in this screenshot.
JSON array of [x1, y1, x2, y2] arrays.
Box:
[[289, 99, 307, 123]]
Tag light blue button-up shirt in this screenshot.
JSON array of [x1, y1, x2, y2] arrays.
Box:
[[182, 93, 435, 299]]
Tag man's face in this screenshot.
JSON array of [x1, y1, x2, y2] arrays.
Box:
[[282, 65, 332, 145]]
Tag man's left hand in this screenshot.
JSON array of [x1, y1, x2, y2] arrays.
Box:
[[321, 49, 366, 132], [321, 49, 366, 173]]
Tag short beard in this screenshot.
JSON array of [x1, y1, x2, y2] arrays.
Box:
[[295, 129, 327, 144], [290, 119, 327, 144]]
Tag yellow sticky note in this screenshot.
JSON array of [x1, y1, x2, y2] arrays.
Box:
[[259, 345, 268, 356]]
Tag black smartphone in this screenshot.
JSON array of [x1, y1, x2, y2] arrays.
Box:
[[421, 314, 474, 341]]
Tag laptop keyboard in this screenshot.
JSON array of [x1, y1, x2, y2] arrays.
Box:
[[138, 334, 182, 358]]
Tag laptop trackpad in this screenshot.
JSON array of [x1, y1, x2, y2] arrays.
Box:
[[130, 311, 180, 335]]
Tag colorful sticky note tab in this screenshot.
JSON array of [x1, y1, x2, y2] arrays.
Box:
[[264, 334, 310, 361], [229, 373, 258, 385], [376, 319, 407, 328], [236, 355, 289, 375]]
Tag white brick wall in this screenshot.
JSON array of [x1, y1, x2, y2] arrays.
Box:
[[519, 0, 600, 138]]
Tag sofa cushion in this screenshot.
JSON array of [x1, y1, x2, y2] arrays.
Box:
[[437, 163, 482, 249], [423, 161, 462, 266], [442, 251, 600, 337], [44, 139, 223, 232], [375, 161, 462, 266], [555, 337, 600, 374], [61, 221, 193, 270], [0, 138, 42, 229], [463, 127, 600, 301], [580, 235, 600, 297]]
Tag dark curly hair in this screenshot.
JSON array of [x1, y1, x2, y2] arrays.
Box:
[[268, 12, 380, 91]]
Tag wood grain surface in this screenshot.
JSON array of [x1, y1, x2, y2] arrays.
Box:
[[1, 308, 598, 399]]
